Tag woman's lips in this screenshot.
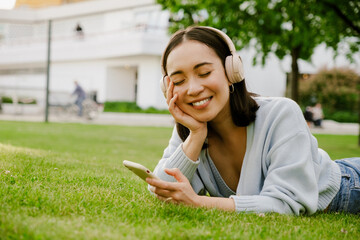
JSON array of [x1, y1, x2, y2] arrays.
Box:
[[191, 97, 212, 109]]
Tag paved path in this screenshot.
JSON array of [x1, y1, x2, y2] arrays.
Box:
[[309, 120, 358, 135], [0, 112, 175, 127], [0, 112, 358, 135]]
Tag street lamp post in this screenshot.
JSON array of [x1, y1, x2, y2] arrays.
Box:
[[45, 19, 52, 123]]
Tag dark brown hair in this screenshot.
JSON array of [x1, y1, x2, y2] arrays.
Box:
[[162, 26, 259, 143]]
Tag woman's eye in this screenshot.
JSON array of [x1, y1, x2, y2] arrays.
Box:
[[199, 72, 211, 77], [173, 80, 184, 86]]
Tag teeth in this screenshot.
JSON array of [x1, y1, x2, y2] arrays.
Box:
[[192, 98, 210, 106]]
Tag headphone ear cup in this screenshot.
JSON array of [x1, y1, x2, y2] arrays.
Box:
[[225, 56, 235, 84], [225, 54, 244, 84]]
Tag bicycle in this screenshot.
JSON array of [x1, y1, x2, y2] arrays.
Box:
[[50, 98, 101, 121]]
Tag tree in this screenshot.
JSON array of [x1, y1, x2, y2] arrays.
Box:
[[299, 67, 359, 123], [157, 0, 360, 103]]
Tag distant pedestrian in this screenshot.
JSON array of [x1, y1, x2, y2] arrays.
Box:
[[312, 103, 324, 127], [304, 106, 313, 127], [74, 23, 84, 39], [72, 81, 86, 116]]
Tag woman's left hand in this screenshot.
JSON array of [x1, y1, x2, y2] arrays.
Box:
[[146, 168, 200, 206]]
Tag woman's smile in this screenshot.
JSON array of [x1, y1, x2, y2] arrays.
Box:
[[190, 97, 212, 109]]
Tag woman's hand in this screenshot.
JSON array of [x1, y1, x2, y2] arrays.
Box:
[[146, 168, 200, 207], [166, 77, 207, 135], [147, 168, 236, 211], [165, 76, 207, 161]]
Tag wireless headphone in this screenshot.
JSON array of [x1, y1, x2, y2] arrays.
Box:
[[160, 26, 245, 98]]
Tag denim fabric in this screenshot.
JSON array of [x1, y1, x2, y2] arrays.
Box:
[[328, 158, 360, 214]]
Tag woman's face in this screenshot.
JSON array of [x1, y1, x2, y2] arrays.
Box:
[[166, 40, 231, 123]]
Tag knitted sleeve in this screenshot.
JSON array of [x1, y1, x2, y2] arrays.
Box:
[[151, 126, 205, 193]]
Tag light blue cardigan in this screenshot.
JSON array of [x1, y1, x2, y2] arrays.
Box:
[[152, 97, 341, 215]]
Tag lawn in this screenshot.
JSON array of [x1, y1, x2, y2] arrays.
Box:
[[0, 121, 359, 239]]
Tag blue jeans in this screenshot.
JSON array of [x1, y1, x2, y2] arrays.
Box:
[[75, 97, 85, 116], [327, 158, 360, 214]]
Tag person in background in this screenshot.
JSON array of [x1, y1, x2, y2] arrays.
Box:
[[304, 106, 313, 127], [74, 23, 84, 39], [312, 103, 324, 128], [145, 26, 360, 215], [72, 81, 86, 116]]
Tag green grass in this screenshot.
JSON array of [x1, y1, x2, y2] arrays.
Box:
[[0, 121, 359, 239], [316, 134, 360, 159]]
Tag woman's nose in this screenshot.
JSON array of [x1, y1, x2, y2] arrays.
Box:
[[187, 78, 204, 96]]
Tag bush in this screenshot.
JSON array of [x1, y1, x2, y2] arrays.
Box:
[[1, 96, 13, 103], [19, 98, 37, 104], [104, 101, 141, 112], [323, 109, 358, 123], [103, 101, 169, 114], [1, 96, 37, 104], [299, 67, 359, 123]]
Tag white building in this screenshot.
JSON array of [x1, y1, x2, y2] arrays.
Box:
[[0, 0, 358, 112], [0, 0, 169, 109]]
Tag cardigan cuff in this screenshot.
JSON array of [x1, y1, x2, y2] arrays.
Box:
[[230, 195, 259, 213], [159, 144, 200, 182]]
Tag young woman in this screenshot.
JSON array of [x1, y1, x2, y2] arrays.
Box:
[[146, 26, 360, 215]]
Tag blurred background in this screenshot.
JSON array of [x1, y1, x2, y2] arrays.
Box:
[[0, 0, 358, 125]]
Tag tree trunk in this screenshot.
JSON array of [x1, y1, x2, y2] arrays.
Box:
[[290, 47, 300, 103], [358, 88, 360, 147]]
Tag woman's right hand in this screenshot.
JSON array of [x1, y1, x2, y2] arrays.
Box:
[[165, 77, 207, 161], [166, 77, 207, 136]]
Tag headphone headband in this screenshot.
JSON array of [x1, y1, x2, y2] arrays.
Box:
[[203, 27, 237, 56]]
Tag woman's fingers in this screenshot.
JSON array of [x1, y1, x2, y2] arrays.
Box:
[[152, 187, 173, 198], [166, 77, 173, 105], [167, 93, 192, 124], [168, 93, 178, 113], [148, 180, 176, 202], [164, 168, 188, 183], [147, 178, 179, 191], [157, 195, 177, 204]]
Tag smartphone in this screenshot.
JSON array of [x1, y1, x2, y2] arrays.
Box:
[[123, 160, 159, 181]]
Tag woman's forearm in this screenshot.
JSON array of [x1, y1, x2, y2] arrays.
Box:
[[182, 131, 207, 161], [195, 195, 236, 212]]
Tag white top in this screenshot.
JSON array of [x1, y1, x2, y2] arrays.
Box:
[[152, 97, 341, 215], [312, 106, 324, 121]]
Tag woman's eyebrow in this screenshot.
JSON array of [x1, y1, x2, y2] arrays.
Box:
[[169, 70, 183, 77], [169, 62, 213, 77], [193, 62, 213, 70]]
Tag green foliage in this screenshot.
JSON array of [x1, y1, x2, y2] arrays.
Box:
[[158, 0, 359, 62], [104, 101, 169, 114], [157, 0, 360, 102], [299, 67, 359, 123], [0, 96, 37, 104], [1, 96, 12, 103], [0, 121, 359, 239], [104, 101, 141, 112], [323, 110, 358, 123], [19, 98, 37, 105]]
